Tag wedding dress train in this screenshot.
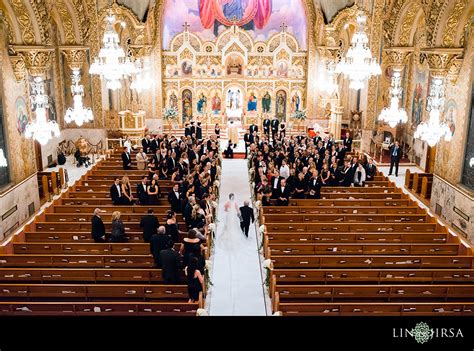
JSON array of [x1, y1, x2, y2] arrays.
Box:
[[218, 199, 247, 251]]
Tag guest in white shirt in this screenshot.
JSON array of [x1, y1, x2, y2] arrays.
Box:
[[279, 160, 290, 179]]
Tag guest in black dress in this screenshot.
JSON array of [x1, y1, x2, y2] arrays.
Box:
[[147, 179, 159, 205], [179, 229, 201, 267], [165, 211, 181, 243], [214, 123, 220, 138], [185, 256, 204, 303]]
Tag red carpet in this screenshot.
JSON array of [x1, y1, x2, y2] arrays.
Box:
[[222, 152, 246, 159]]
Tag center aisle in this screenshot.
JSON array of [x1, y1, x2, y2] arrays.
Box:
[[208, 158, 268, 316]]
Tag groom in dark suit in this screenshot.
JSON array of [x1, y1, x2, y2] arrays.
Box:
[[239, 201, 255, 238]]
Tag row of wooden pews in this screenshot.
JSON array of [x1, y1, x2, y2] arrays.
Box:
[[261, 171, 474, 316], [0, 149, 205, 316], [405, 169, 433, 201]]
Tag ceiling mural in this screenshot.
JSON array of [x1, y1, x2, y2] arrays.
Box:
[[162, 0, 308, 50]]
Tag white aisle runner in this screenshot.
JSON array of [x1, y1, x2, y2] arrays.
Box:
[[208, 159, 267, 316]]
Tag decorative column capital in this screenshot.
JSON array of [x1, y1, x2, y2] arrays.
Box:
[[316, 46, 340, 61], [383, 47, 413, 71], [60, 46, 88, 71], [128, 45, 152, 61], [12, 46, 55, 77], [421, 48, 463, 79], [8, 55, 27, 81]]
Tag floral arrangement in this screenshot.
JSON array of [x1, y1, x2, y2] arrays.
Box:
[[292, 109, 307, 120], [162, 106, 179, 121], [196, 308, 209, 316], [259, 225, 266, 234], [204, 259, 213, 290], [263, 259, 273, 287]]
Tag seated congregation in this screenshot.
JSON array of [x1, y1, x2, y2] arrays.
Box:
[[0, 132, 221, 315], [247, 127, 474, 316]]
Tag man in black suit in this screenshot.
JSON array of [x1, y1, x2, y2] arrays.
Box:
[[365, 158, 377, 181], [243, 131, 250, 158], [388, 141, 402, 177], [110, 177, 122, 205], [141, 135, 151, 153], [121, 147, 132, 170], [270, 169, 283, 199], [271, 116, 279, 141], [91, 208, 106, 242], [239, 201, 254, 238], [190, 122, 196, 138], [263, 117, 271, 137], [160, 240, 182, 283], [343, 132, 353, 152], [149, 136, 159, 154], [340, 161, 355, 187], [140, 208, 159, 243], [167, 184, 182, 213], [149, 226, 170, 268], [276, 178, 290, 206], [184, 123, 191, 137], [249, 123, 258, 134], [137, 176, 148, 205], [167, 152, 177, 174], [183, 196, 196, 229]]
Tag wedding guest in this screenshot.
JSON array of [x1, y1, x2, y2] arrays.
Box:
[[140, 208, 159, 243], [110, 211, 126, 243], [91, 208, 106, 243], [136, 147, 148, 170], [185, 256, 204, 303], [120, 176, 134, 205]]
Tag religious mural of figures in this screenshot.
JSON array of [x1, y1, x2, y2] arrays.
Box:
[[444, 98, 457, 137], [169, 91, 178, 109], [247, 91, 257, 111], [262, 91, 271, 113], [211, 92, 221, 114], [276, 61, 288, 78], [275, 90, 286, 120], [182, 89, 193, 122], [162, 0, 307, 50], [182, 61, 193, 76], [15, 97, 28, 135], [197, 93, 207, 113], [411, 64, 427, 127], [290, 92, 300, 113]]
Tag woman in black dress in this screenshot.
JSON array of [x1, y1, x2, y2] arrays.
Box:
[[179, 229, 201, 267], [214, 123, 220, 138], [165, 211, 181, 243], [293, 172, 307, 199], [185, 256, 204, 303], [147, 179, 159, 205], [110, 211, 126, 242], [320, 164, 331, 186]]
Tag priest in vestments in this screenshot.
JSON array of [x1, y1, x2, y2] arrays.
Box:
[[228, 120, 239, 146]]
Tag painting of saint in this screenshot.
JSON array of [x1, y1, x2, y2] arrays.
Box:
[[15, 97, 28, 135], [411, 65, 427, 127], [276, 61, 288, 77], [181, 61, 192, 76], [169, 92, 178, 109], [212, 93, 221, 114], [197, 93, 207, 113], [182, 89, 193, 122], [290, 92, 300, 113], [444, 98, 457, 137], [275, 90, 286, 119], [262, 91, 271, 113], [247, 92, 257, 111]]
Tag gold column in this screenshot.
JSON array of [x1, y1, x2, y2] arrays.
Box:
[[13, 46, 54, 78], [60, 47, 88, 71]]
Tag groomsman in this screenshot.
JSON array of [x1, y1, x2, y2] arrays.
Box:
[[184, 123, 191, 137], [121, 147, 132, 170], [243, 131, 251, 158], [196, 122, 203, 140], [271, 116, 279, 141], [190, 122, 196, 137], [168, 184, 182, 213], [263, 117, 270, 137], [388, 141, 402, 177], [343, 132, 353, 152], [142, 135, 151, 153], [249, 123, 258, 134]]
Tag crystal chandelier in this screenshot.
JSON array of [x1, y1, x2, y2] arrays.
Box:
[[335, 12, 381, 90], [317, 59, 338, 95], [0, 148, 7, 167], [414, 77, 452, 147], [378, 71, 408, 128], [130, 57, 153, 93], [89, 11, 136, 90], [25, 77, 60, 146], [64, 70, 93, 127]]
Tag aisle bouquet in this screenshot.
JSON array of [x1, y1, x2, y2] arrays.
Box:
[[263, 259, 273, 287]]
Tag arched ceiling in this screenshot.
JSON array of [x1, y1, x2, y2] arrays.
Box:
[[117, 0, 155, 22], [314, 0, 355, 24]]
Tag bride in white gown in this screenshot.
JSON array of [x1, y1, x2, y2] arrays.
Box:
[[218, 193, 247, 251]]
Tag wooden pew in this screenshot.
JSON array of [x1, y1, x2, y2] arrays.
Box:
[[404, 169, 414, 189], [412, 173, 433, 194], [421, 177, 433, 200]]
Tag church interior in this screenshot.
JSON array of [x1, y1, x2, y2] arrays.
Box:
[[0, 0, 473, 322]]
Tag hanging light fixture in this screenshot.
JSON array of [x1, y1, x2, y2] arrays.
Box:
[[130, 57, 153, 93], [64, 70, 93, 126], [89, 11, 136, 90], [0, 148, 7, 167], [414, 77, 452, 147], [25, 77, 60, 146], [378, 71, 408, 128], [335, 12, 381, 90], [317, 59, 338, 95]]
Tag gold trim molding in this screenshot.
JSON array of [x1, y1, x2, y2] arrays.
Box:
[[60, 46, 88, 71]]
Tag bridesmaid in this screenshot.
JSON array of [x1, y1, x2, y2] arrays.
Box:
[[214, 123, 220, 139]]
